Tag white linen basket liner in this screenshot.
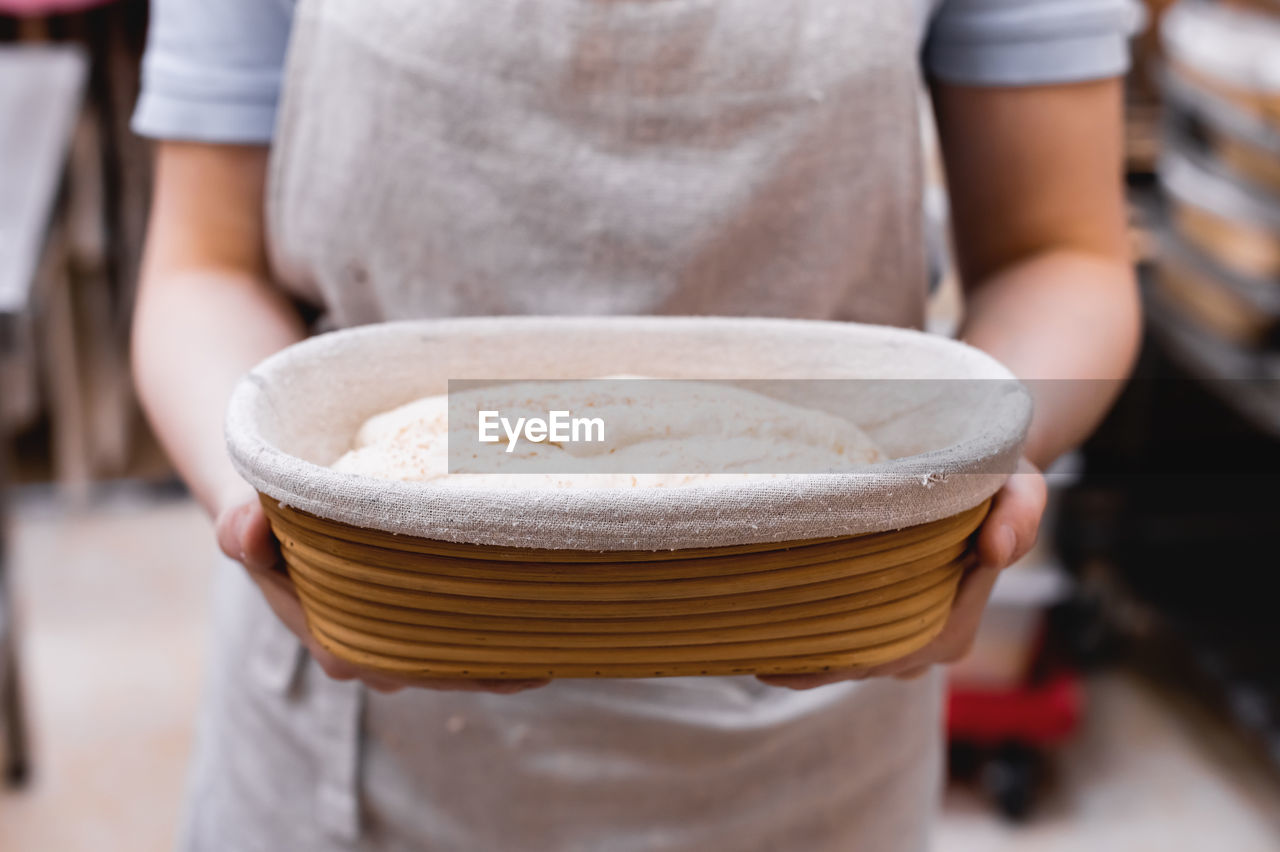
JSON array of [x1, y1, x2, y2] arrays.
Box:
[[226, 316, 1030, 551]]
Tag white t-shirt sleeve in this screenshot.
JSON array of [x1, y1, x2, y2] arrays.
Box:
[[925, 0, 1142, 86], [131, 0, 295, 143]]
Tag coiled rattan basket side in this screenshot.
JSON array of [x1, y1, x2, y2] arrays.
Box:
[[261, 496, 991, 679]]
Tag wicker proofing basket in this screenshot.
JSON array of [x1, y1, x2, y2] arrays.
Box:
[[226, 317, 1030, 679]]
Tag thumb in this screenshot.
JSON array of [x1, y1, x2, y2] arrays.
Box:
[[976, 459, 1046, 571], [217, 500, 280, 572]]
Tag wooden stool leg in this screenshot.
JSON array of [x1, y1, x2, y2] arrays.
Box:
[[1, 435, 31, 788], [1, 520, 32, 788], [2, 640, 31, 788]]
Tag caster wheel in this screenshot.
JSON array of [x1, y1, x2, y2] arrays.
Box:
[[982, 743, 1040, 822]]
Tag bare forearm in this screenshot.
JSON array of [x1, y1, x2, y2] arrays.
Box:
[[132, 269, 305, 516], [960, 249, 1141, 469], [931, 78, 1137, 468], [131, 142, 304, 516]]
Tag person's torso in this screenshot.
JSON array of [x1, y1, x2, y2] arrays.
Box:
[[266, 0, 932, 330]]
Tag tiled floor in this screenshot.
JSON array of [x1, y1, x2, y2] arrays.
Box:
[[1, 487, 214, 852], [2, 488, 1279, 851]]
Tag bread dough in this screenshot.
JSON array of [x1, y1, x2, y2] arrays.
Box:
[[331, 379, 884, 487]]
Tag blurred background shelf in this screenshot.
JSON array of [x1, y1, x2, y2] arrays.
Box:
[[1, 0, 158, 494], [1, 39, 89, 792]]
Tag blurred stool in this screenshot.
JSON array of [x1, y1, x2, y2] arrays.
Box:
[[1, 43, 87, 788]]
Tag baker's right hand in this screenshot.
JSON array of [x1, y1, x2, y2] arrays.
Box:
[[214, 496, 551, 695]]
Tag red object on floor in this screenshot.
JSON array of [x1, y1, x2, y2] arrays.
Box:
[[947, 670, 1083, 747]]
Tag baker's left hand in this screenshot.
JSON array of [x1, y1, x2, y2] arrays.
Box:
[[757, 457, 1047, 690]]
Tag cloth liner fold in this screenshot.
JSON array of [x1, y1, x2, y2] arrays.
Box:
[[226, 316, 1031, 551]]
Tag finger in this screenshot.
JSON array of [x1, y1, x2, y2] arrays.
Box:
[[448, 678, 551, 693], [216, 501, 280, 573], [247, 566, 404, 689], [254, 577, 395, 688], [305, 647, 409, 694], [240, 504, 282, 571], [867, 562, 1004, 675], [764, 476, 1038, 686], [756, 675, 829, 690], [296, 632, 402, 688], [249, 568, 548, 693], [929, 562, 1003, 664], [248, 558, 303, 606], [396, 678, 551, 693], [839, 651, 933, 680], [305, 641, 365, 682], [361, 679, 406, 694], [302, 643, 411, 692], [844, 660, 908, 679], [366, 674, 552, 693], [476, 679, 552, 693], [215, 502, 248, 564], [248, 576, 311, 649], [976, 460, 1047, 570], [765, 552, 1010, 684], [757, 669, 869, 690]]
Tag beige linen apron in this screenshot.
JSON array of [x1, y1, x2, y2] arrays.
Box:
[[183, 2, 945, 849]]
